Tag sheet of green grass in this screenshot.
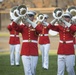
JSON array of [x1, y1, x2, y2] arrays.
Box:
[[0, 52, 75, 75]]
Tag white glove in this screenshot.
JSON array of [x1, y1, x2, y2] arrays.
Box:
[[22, 16, 28, 24], [13, 17, 21, 24], [42, 21, 49, 26], [65, 22, 71, 27], [26, 19, 37, 28], [50, 19, 57, 25], [61, 19, 71, 27]]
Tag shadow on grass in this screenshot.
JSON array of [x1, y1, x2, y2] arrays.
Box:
[[0, 54, 76, 75]]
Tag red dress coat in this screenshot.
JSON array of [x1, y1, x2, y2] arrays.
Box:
[[73, 37, 76, 44], [12, 22, 39, 56], [7, 22, 20, 44], [73, 26, 76, 44], [48, 24, 76, 55], [36, 24, 50, 44]]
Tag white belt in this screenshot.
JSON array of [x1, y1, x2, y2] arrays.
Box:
[[39, 34, 48, 36], [59, 40, 73, 43], [10, 35, 19, 37], [23, 40, 38, 43]]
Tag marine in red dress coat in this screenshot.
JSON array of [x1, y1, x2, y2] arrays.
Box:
[[36, 23, 50, 44], [35, 17, 50, 69], [7, 22, 20, 44], [47, 12, 76, 75], [7, 22, 20, 66], [48, 24, 76, 54], [12, 10, 39, 75]]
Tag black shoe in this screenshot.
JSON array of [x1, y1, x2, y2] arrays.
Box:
[[16, 64, 20, 66], [43, 68, 48, 70]]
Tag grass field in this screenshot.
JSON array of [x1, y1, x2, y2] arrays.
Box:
[[0, 52, 76, 75]]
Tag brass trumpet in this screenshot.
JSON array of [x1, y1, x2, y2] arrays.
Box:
[[66, 6, 76, 16], [66, 6, 76, 24], [37, 13, 45, 22], [10, 6, 19, 20], [53, 8, 64, 19], [17, 5, 28, 17], [10, 5, 28, 23], [35, 13, 48, 24]]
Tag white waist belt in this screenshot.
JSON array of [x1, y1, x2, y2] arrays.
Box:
[[39, 34, 48, 36], [23, 40, 38, 43], [59, 40, 73, 43], [10, 35, 19, 37]]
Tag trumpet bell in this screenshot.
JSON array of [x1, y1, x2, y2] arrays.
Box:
[[53, 8, 64, 19], [17, 5, 28, 16], [11, 6, 17, 13], [66, 6, 76, 16], [10, 6, 19, 20], [14, 10, 19, 17], [71, 16, 76, 24], [37, 13, 45, 22]]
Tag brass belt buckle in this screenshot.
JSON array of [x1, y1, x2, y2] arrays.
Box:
[[63, 41, 66, 44], [43, 34, 44, 36], [28, 40, 31, 42]]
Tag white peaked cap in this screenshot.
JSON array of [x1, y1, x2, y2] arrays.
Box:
[[27, 11, 36, 15], [43, 14, 49, 18], [62, 12, 72, 18]]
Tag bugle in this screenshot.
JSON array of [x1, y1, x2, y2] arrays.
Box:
[[53, 8, 64, 19], [17, 5, 28, 17], [10, 6, 19, 20], [66, 6, 76, 16]]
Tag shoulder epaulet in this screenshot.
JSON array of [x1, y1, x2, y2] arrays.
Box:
[[10, 22, 13, 25]]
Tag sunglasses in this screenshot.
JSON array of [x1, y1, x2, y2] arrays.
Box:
[[45, 17, 48, 19], [64, 16, 71, 18], [28, 14, 34, 17]]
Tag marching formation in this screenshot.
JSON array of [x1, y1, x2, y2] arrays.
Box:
[[7, 5, 76, 75]]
